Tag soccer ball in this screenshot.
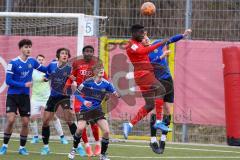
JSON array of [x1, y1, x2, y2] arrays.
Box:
[[140, 2, 156, 16]]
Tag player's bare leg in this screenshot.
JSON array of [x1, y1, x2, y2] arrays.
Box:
[[97, 119, 110, 160], [4, 113, 16, 138], [123, 81, 170, 139]]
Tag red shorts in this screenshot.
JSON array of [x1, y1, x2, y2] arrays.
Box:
[[73, 97, 82, 112], [134, 71, 158, 92]]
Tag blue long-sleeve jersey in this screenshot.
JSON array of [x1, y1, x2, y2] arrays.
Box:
[[149, 34, 184, 80], [74, 77, 116, 112], [46, 61, 72, 97], [6, 56, 47, 95]]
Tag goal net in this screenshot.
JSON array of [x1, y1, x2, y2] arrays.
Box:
[[0, 12, 108, 139]]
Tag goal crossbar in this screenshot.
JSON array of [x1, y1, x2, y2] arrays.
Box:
[[0, 12, 107, 19], [0, 12, 108, 56]]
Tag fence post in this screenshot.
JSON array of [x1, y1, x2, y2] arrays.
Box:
[[93, 0, 100, 36], [182, 0, 192, 143], [5, 0, 13, 35]]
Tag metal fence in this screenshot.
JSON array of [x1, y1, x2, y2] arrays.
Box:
[[0, 0, 239, 40]]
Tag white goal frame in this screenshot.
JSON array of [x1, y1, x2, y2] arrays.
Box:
[[0, 12, 108, 56]]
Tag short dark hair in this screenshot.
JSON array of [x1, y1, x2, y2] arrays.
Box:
[[82, 45, 94, 53], [130, 24, 144, 33], [56, 48, 71, 59], [36, 54, 45, 59], [18, 39, 32, 49]]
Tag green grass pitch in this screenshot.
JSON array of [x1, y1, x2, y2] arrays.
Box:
[[0, 139, 240, 160]]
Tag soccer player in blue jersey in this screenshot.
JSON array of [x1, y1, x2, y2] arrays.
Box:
[[142, 29, 192, 154], [30, 54, 68, 145], [68, 64, 120, 160], [40, 48, 77, 155], [0, 39, 47, 155]]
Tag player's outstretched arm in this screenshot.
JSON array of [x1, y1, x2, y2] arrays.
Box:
[[73, 92, 92, 107], [33, 58, 48, 73], [164, 29, 192, 45], [134, 38, 169, 55]]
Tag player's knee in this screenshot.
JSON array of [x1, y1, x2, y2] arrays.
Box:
[[102, 130, 110, 138], [22, 122, 29, 129], [77, 128, 84, 134], [66, 121, 74, 126], [77, 125, 85, 133], [42, 120, 50, 127], [7, 116, 16, 126], [157, 85, 166, 98]]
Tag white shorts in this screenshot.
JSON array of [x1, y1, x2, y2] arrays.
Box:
[[31, 99, 47, 116]]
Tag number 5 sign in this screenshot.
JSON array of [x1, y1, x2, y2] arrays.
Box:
[[84, 18, 94, 36]]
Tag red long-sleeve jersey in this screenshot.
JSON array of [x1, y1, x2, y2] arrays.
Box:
[[126, 39, 166, 91], [126, 39, 166, 72], [66, 59, 97, 86]]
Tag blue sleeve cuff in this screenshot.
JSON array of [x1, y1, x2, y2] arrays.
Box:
[[74, 92, 85, 103]]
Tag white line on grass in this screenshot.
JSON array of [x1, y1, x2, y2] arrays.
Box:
[[4, 139, 240, 155], [7, 150, 240, 159], [110, 144, 240, 154]]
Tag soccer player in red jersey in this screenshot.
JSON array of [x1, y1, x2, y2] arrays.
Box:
[[123, 24, 171, 139], [65, 45, 101, 157]]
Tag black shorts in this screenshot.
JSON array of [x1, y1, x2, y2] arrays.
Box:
[[76, 109, 106, 124], [6, 94, 30, 117], [45, 95, 71, 112], [159, 77, 174, 103]]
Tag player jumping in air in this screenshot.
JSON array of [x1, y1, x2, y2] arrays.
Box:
[[142, 29, 192, 154], [40, 48, 77, 155], [65, 45, 103, 157], [30, 54, 68, 145], [123, 24, 172, 139], [68, 64, 120, 160], [0, 39, 47, 155]]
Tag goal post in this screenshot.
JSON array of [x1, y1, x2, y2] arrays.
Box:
[[0, 12, 108, 56], [0, 12, 108, 138]]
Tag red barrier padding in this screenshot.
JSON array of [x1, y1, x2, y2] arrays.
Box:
[[222, 46, 240, 146]]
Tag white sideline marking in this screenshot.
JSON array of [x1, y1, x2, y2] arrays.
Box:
[[1, 133, 236, 149], [7, 150, 240, 159], [4, 139, 240, 154], [110, 144, 240, 154]]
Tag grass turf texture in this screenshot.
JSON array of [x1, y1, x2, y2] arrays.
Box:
[[0, 139, 240, 160]]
